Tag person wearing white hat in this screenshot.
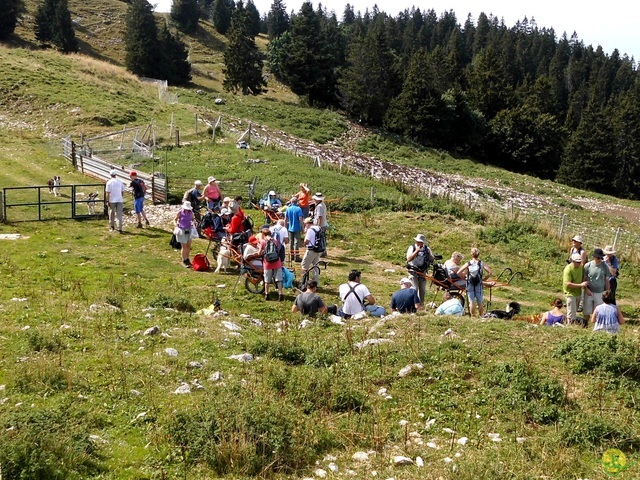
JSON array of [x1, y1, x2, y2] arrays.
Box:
[[569, 235, 587, 266], [204, 176, 222, 211], [406, 233, 434, 304], [105, 169, 126, 233], [312, 192, 328, 256], [391, 277, 422, 313], [174, 201, 196, 268], [262, 190, 282, 223], [603, 245, 620, 304], [182, 180, 205, 232], [563, 252, 589, 325]]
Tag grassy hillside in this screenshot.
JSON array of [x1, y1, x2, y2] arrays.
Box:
[[1, 8, 640, 478]]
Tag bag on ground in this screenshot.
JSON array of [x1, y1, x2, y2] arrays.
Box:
[[192, 254, 210, 271]]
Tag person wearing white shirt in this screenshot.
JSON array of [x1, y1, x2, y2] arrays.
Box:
[[105, 169, 126, 233]]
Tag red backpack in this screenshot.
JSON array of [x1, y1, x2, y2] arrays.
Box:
[[192, 254, 210, 272]]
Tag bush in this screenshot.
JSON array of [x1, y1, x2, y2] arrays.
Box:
[[559, 413, 639, 449], [27, 331, 66, 353], [149, 294, 195, 313], [486, 362, 564, 424], [555, 335, 640, 381]]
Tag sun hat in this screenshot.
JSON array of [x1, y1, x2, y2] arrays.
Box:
[[312, 192, 324, 201], [400, 277, 412, 285], [207, 176, 216, 183], [223, 197, 232, 203], [182, 201, 193, 210], [593, 248, 605, 259], [414, 234, 427, 243], [269, 190, 276, 196], [571, 235, 584, 243], [109, 169, 117, 177], [194, 180, 203, 186], [571, 253, 582, 263], [304, 217, 314, 224], [129, 171, 137, 177], [603, 245, 616, 255], [220, 207, 231, 215]]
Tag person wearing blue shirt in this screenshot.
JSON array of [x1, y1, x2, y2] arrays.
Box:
[[285, 196, 304, 262], [435, 291, 464, 316], [391, 278, 422, 313]]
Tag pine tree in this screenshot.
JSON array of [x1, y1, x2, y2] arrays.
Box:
[[158, 25, 192, 85], [266, 0, 289, 38], [0, 0, 24, 40], [212, 0, 233, 34], [34, 0, 77, 52], [52, 0, 77, 52], [124, 0, 160, 78], [245, 0, 261, 36], [612, 81, 640, 198], [223, 1, 266, 94], [171, 0, 200, 34]]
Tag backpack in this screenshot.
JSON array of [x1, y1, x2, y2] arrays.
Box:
[[410, 245, 431, 272], [467, 260, 483, 286], [192, 253, 210, 272], [242, 215, 254, 233], [264, 238, 280, 263], [312, 227, 326, 252], [139, 180, 147, 194]]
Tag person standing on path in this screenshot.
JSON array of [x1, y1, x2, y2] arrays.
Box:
[[129, 171, 150, 228], [105, 169, 126, 234]]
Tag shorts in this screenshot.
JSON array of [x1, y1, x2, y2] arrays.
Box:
[[264, 267, 283, 283], [583, 291, 603, 316], [175, 228, 191, 244], [467, 284, 483, 305], [134, 196, 145, 214]]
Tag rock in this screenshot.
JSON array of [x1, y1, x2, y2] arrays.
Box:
[[174, 383, 191, 394], [228, 353, 254, 362], [457, 436, 468, 445], [392, 455, 413, 466], [352, 451, 369, 462], [221, 321, 242, 331], [250, 318, 263, 327], [327, 462, 338, 472], [487, 433, 502, 442], [427, 441, 438, 449], [377, 387, 387, 396], [188, 361, 203, 369], [442, 427, 455, 434], [130, 389, 143, 396], [516, 437, 526, 443], [330, 315, 345, 325], [415, 456, 424, 467], [398, 419, 408, 426], [165, 348, 178, 357], [11, 298, 27, 302], [143, 326, 160, 336], [314, 468, 327, 478], [60, 249, 69, 253], [398, 363, 424, 377], [355, 338, 393, 349], [89, 434, 109, 445], [209, 371, 223, 382], [299, 319, 313, 329]]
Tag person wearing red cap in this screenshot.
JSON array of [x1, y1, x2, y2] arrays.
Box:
[[242, 235, 263, 271], [129, 171, 150, 228]]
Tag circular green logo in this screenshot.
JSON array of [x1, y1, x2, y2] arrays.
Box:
[[602, 449, 629, 475]]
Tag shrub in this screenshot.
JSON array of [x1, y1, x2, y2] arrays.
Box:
[[149, 294, 195, 313], [249, 338, 307, 366], [555, 335, 640, 381], [27, 331, 66, 353], [559, 413, 639, 449]]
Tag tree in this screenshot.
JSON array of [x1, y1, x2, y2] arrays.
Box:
[[158, 25, 192, 85], [266, 0, 289, 38], [277, 1, 336, 105], [212, 0, 233, 34], [245, 0, 261, 36], [223, 1, 266, 94], [124, 0, 159, 77], [0, 0, 24, 40], [171, 0, 200, 34], [34, 0, 77, 52]]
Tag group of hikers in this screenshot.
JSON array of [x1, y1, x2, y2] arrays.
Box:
[[169, 178, 624, 333]]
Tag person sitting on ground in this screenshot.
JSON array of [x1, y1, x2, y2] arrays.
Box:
[[338, 270, 386, 318], [591, 290, 624, 334], [435, 291, 464, 316], [539, 298, 566, 326], [242, 236, 263, 271], [457, 248, 492, 317], [444, 252, 466, 289], [391, 277, 422, 313], [292, 281, 330, 317]]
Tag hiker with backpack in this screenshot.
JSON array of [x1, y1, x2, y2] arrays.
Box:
[[338, 270, 386, 318], [457, 247, 492, 317], [406, 233, 435, 304], [260, 230, 284, 301], [301, 217, 325, 286], [129, 171, 150, 229]]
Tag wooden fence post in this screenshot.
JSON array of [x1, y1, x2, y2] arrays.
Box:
[[169, 113, 174, 138], [195, 114, 198, 134], [175, 128, 180, 147], [613, 227, 622, 250], [559, 214, 567, 238]]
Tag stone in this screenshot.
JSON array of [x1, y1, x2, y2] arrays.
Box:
[[392, 455, 413, 466], [143, 326, 160, 336], [164, 348, 178, 357]]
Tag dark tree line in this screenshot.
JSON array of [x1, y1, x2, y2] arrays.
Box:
[[124, 0, 191, 85], [0, 0, 25, 40], [259, 3, 640, 199]]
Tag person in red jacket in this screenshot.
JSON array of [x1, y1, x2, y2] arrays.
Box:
[[226, 196, 246, 234]]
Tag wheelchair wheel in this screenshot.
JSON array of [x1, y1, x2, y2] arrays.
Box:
[[298, 265, 321, 291], [245, 275, 265, 294], [450, 292, 465, 309]]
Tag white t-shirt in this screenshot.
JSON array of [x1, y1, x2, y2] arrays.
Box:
[[314, 202, 327, 227], [304, 226, 318, 249], [339, 282, 371, 316], [105, 178, 125, 203], [270, 224, 288, 245]]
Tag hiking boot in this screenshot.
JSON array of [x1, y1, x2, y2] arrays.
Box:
[[264, 293, 271, 301], [294, 256, 303, 263], [320, 250, 327, 258], [109, 226, 114, 231], [145, 220, 150, 226], [278, 294, 284, 302], [118, 229, 124, 234], [136, 223, 143, 228], [183, 258, 192, 268]]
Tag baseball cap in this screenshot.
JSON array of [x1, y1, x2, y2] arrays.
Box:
[[109, 169, 117, 177], [571, 253, 582, 263], [129, 171, 137, 177]]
